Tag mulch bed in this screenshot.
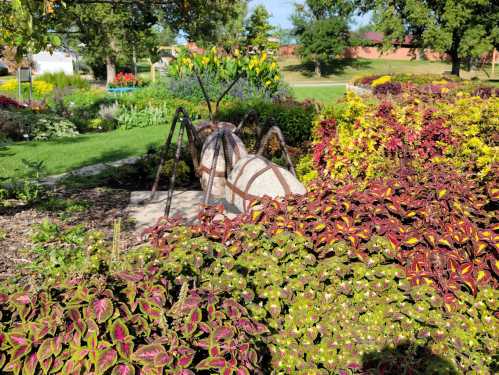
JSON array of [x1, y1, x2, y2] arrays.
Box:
[[0, 187, 146, 281]]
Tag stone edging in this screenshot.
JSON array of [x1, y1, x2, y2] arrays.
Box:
[[346, 83, 373, 96]]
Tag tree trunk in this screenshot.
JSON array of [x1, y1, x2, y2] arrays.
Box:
[[106, 56, 116, 85], [450, 54, 461, 77], [314, 59, 321, 77]]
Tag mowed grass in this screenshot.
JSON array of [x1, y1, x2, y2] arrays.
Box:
[[280, 56, 494, 84], [293, 85, 346, 103], [0, 125, 174, 179]]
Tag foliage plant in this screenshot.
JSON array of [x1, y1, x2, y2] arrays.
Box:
[[35, 72, 90, 90], [311, 92, 498, 181], [0, 95, 23, 109], [169, 47, 282, 96], [0, 79, 54, 98], [116, 104, 170, 130], [216, 98, 317, 148]]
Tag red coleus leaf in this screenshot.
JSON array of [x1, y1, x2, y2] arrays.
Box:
[[131, 344, 165, 366], [112, 363, 136, 375], [177, 353, 194, 368], [93, 298, 113, 323], [96, 348, 117, 375]]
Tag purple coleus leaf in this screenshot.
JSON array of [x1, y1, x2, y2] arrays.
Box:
[[93, 298, 113, 323], [131, 344, 165, 366], [96, 348, 117, 375], [111, 363, 136, 375]]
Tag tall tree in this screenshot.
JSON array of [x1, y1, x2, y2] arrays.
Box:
[[357, 0, 499, 76], [244, 5, 275, 51], [292, 0, 353, 76]]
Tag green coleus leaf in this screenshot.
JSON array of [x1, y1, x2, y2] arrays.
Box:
[[131, 344, 165, 366], [96, 348, 117, 375], [93, 298, 113, 323], [111, 363, 136, 375]]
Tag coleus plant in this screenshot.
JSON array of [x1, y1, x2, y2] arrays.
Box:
[[145, 225, 498, 373], [148, 163, 498, 301], [0, 271, 268, 374]]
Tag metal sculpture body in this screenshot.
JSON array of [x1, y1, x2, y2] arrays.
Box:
[[151, 74, 306, 217]]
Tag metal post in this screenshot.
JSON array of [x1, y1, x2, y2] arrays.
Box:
[[17, 68, 21, 102], [164, 118, 186, 217], [202, 131, 222, 206]]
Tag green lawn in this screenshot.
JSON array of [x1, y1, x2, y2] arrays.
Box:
[[0, 125, 174, 179], [293, 85, 346, 103], [280, 57, 495, 84]]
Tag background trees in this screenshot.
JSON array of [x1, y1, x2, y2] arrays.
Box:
[[292, 0, 354, 76], [244, 5, 275, 52], [357, 0, 499, 76]]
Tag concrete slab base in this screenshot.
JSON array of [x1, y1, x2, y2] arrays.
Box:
[[127, 191, 240, 232]]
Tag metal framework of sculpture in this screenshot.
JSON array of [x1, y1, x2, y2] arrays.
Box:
[[151, 73, 305, 217]]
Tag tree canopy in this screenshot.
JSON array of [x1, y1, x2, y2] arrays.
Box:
[[357, 0, 499, 76], [292, 0, 353, 76], [244, 5, 275, 51]]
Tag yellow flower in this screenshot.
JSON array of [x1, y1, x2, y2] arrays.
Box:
[[202, 56, 209, 65], [0, 79, 17, 91], [270, 62, 277, 70], [261, 51, 267, 61], [371, 75, 391, 87], [234, 49, 240, 57], [265, 80, 272, 87]]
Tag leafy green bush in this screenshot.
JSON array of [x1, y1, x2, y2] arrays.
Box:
[[116, 104, 170, 130], [216, 98, 317, 147], [35, 72, 90, 90]]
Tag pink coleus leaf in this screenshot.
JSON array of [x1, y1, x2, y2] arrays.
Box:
[[236, 367, 250, 375], [177, 354, 194, 368], [36, 338, 53, 362], [111, 363, 136, 375], [96, 348, 117, 375], [93, 298, 113, 323], [213, 326, 234, 342], [11, 293, 31, 305], [22, 353, 38, 375], [7, 333, 29, 347], [40, 357, 53, 374], [153, 352, 173, 367], [110, 319, 129, 343], [11, 344, 31, 361], [196, 356, 227, 370], [117, 341, 134, 360], [131, 344, 165, 366]]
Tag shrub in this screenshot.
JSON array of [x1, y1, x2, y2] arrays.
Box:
[[35, 72, 90, 90], [0, 108, 78, 141], [216, 98, 317, 148], [0, 79, 54, 98], [116, 104, 170, 130], [313, 92, 498, 181], [373, 82, 402, 95], [0, 95, 23, 109]]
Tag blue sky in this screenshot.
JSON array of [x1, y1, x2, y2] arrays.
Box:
[[250, 0, 371, 30]]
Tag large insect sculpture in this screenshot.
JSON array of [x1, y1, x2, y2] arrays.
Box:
[[150, 73, 306, 217]]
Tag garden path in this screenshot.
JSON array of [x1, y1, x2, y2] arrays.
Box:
[[127, 191, 239, 231]]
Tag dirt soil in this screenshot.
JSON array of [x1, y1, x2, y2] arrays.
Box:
[[0, 187, 145, 281]]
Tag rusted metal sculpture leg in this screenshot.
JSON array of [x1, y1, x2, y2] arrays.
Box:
[[151, 109, 183, 198], [164, 118, 186, 216], [257, 125, 296, 176], [234, 109, 259, 135], [202, 131, 224, 207]]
